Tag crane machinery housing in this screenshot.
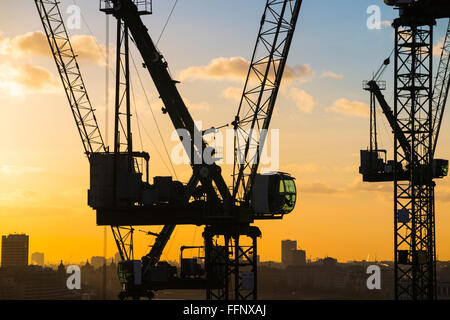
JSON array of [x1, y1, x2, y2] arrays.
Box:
[[35, 0, 301, 300], [360, 0, 450, 300]]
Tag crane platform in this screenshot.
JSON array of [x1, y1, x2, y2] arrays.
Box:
[[96, 203, 253, 226]]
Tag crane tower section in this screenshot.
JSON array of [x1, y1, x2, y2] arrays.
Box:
[[360, 0, 450, 299]]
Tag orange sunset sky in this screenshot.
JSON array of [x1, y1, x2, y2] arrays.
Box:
[[0, 0, 449, 265]]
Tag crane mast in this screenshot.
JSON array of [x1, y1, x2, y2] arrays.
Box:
[[361, 0, 450, 299]]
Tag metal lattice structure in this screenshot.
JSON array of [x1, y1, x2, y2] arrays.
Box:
[[35, 0, 106, 156], [393, 21, 436, 300], [204, 226, 259, 300], [233, 0, 303, 203], [100, 0, 152, 15], [363, 80, 386, 152], [431, 19, 450, 156], [113, 21, 132, 157], [112, 226, 134, 260]]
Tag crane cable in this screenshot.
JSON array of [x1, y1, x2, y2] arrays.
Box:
[[369, 49, 395, 153], [131, 84, 175, 176], [156, 0, 179, 46], [130, 52, 179, 180], [130, 78, 144, 151], [371, 48, 394, 82]]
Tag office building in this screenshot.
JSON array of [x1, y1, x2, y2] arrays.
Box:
[[1, 234, 29, 268], [281, 240, 297, 266]]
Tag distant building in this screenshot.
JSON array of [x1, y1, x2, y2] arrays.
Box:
[[321, 257, 338, 266], [31, 252, 44, 266], [281, 240, 297, 266], [1, 234, 29, 268], [57, 260, 66, 274], [281, 240, 306, 266], [91, 256, 106, 269], [0, 265, 78, 299], [291, 249, 306, 266], [114, 252, 121, 264]]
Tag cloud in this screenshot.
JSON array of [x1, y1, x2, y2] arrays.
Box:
[[283, 64, 314, 82], [281, 163, 326, 174], [321, 71, 343, 79], [0, 62, 58, 95], [433, 37, 449, 57], [184, 97, 210, 111], [0, 30, 107, 96], [0, 189, 38, 204], [221, 87, 242, 102], [327, 98, 369, 118], [301, 182, 340, 194], [1, 165, 46, 175], [15, 63, 58, 89], [333, 165, 358, 173], [7, 31, 49, 56], [0, 31, 107, 65], [179, 56, 314, 83], [346, 177, 391, 193], [179, 57, 248, 82], [70, 34, 108, 65], [288, 88, 316, 113]]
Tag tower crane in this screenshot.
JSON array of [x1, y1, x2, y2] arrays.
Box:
[[36, 0, 302, 300], [360, 0, 450, 299]]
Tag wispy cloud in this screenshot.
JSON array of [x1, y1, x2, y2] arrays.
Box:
[[0, 31, 107, 65], [327, 98, 369, 118], [433, 37, 449, 57], [0, 30, 107, 96], [301, 182, 340, 194], [0, 165, 46, 175], [321, 71, 343, 80], [179, 56, 314, 84], [288, 88, 316, 113], [0, 61, 58, 96], [221, 87, 242, 102]]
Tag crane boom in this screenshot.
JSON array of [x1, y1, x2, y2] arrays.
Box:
[[367, 80, 412, 161], [35, 0, 106, 156], [432, 19, 450, 156], [232, 0, 303, 203]]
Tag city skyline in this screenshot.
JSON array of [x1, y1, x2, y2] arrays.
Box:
[[1, 0, 450, 265]]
